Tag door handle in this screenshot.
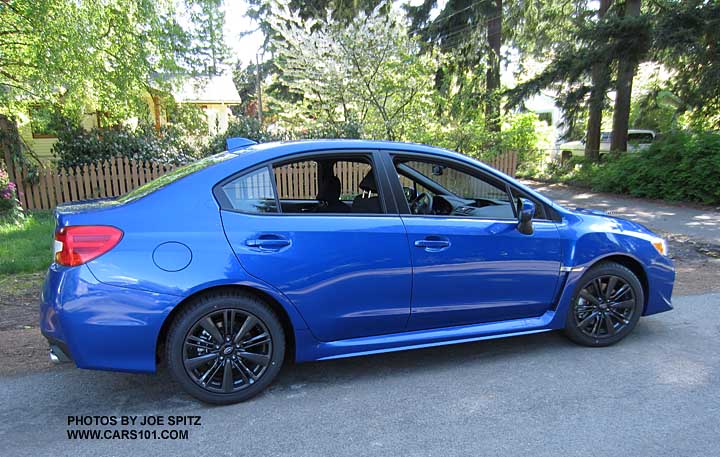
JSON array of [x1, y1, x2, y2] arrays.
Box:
[[414, 238, 450, 250], [245, 237, 291, 249]]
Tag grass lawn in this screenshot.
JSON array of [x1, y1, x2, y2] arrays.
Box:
[[0, 212, 55, 276]]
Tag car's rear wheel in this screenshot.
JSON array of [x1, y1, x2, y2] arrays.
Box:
[[564, 262, 644, 347], [166, 291, 285, 404]]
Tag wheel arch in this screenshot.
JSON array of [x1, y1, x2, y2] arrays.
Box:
[[155, 284, 299, 366]]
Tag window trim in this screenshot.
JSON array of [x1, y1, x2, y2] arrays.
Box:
[[213, 149, 396, 217]]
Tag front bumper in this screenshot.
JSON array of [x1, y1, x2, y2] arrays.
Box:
[[40, 263, 181, 373]]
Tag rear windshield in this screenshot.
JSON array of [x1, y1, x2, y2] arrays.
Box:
[[628, 133, 654, 144], [117, 152, 234, 203]]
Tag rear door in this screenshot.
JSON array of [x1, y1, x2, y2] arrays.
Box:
[[217, 150, 412, 342]]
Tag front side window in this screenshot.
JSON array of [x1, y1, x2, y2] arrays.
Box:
[[396, 158, 515, 219], [220, 167, 278, 213]]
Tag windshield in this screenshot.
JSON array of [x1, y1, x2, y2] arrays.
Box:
[[117, 152, 234, 203]]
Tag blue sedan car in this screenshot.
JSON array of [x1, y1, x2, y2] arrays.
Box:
[[41, 140, 675, 403]]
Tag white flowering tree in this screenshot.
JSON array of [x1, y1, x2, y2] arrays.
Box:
[[268, 1, 437, 141]]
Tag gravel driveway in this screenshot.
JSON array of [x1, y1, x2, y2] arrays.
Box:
[[523, 180, 720, 244]]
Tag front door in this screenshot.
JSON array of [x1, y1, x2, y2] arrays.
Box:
[[389, 155, 563, 330], [217, 152, 412, 342]]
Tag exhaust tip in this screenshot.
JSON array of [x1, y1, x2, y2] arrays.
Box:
[[49, 345, 70, 364]]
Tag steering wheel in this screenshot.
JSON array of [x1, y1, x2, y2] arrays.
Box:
[[410, 192, 434, 215]]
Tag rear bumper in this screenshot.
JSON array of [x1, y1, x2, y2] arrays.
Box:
[[40, 264, 181, 373]]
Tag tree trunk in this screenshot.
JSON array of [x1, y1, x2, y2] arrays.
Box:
[[611, 0, 641, 152], [0, 114, 20, 184], [485, 0, 502, 133], [585, 0, 613, 162]]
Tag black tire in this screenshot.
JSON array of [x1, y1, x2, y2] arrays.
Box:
[[563, 262, 644, 347], [166, 291, 285, 404]]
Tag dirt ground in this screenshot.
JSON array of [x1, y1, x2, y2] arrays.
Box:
[[0, 239, 718, 377]]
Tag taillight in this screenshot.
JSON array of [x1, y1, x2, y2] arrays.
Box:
[[54, 226, 123, 267]]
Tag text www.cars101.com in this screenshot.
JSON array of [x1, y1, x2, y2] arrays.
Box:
[[67, 429, 189, 440]]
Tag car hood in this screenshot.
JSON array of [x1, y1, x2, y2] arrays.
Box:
[[571, 207, 657, 237]]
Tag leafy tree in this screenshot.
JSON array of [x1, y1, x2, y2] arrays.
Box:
[[405, 0, 497, 126], [506, 1, 652, 155], [651, 0, 720, 129], [267, 2, 437, 140], [0, 0, 227, 165]]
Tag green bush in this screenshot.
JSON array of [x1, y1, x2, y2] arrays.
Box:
[[588, 131, 720, 204], [531, 131, 720, 205], [200, 116, 362, 156], [52, 123, 197, 168], [200, 117, 271, 156], [0, 165, 24, 222]]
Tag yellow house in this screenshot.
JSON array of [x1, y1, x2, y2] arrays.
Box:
[[18, 73, 242, 164], [16, 108, 100, 163]]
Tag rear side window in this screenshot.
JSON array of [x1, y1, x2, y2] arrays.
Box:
[[219, 167, 278, 213]]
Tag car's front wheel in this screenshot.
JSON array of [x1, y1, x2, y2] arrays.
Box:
[[564, 262, 644, 347], [166, 291, 285, 404]]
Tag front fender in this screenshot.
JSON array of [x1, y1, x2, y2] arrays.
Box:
[[549, 216, 675, 328]]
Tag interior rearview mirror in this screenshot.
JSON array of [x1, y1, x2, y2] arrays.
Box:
[[517, 198, 535, 235]]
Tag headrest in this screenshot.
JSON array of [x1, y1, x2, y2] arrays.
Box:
[[316, 176, 341, 202], [358, 171, 377, 192]]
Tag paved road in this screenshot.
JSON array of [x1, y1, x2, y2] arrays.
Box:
[[1, 293, 719, 457], [523, 180, 720, 244]]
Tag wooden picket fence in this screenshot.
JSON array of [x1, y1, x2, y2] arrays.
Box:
[[6, 151, 518, 211], [10, 157, 180, 211]]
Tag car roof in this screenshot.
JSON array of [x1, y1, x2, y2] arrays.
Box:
[[228, 139, 510, 180], [600, 130, 655, 135], [231, 139, 469, 162]]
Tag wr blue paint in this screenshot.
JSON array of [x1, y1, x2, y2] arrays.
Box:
[[40, 140, 675, 373]]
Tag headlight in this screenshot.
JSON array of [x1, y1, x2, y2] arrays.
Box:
[[651, 237, 669, 256]]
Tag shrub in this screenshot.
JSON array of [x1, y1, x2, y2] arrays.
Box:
[[200, 116, 362, 156], [0, 165, 24, 222], [529, 131, 720, 205], [52, 123, 197, 169], [588, 131, 720, 204], [200, 117, 271, 156]]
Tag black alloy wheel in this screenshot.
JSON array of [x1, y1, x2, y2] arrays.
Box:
[[574, 275, 636, 339], [167, 292, 285, 404], [564, 262, 644, 347], [183, 309, 272, 393]]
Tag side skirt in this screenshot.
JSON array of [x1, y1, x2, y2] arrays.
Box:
[[295, 310, 557, 362]]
